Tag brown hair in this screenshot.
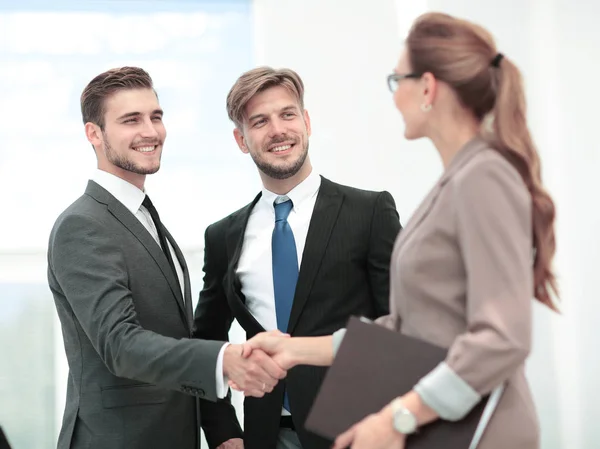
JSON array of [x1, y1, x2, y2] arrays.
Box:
[[407, 12, 558, 311], [80, 66, 154, 129], [226, 66, 305, 129]]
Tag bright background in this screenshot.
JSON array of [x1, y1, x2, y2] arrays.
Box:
[[0, 1, 597, 448]]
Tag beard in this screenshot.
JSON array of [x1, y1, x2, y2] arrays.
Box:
[[103, 132, 161, 175], [249, 135, 309, 180]]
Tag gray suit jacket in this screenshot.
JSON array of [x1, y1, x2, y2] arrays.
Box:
[[47, 180, 237, 449], [379, 138, 539, 449]]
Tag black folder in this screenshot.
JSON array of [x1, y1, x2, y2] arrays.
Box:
[[305, 316, 495, 448]]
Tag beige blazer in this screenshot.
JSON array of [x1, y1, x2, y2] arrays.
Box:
[[380, 137, 539, 448]]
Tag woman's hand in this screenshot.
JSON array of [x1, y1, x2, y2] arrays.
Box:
[[332, 404, 406, 449]]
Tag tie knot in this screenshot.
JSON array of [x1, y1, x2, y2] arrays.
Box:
[[142, 195, 153, 209], [142, 195, 159, 218], [274, 198, 293, 222]]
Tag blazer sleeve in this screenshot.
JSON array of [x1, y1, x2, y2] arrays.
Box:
[[366, 191, 402, 317], [414, 156, 533, 420], [193, 223, 243, 447], [48, 213, 225, 402], [193, 223, 235, 341]]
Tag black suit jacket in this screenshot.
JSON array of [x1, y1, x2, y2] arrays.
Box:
[[194, 177, 401, 449], [47, 181, 241, 449]]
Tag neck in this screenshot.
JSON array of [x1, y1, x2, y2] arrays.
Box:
[[260, 159, 313, 195], [97, 163, 146, 191], [428, 115, 480, 169]]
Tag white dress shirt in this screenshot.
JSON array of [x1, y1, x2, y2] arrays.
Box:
[[92, 169, 228, 398], [237, 169, 321, 414]]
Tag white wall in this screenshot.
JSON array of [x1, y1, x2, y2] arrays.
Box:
[[252, 0, 441, 214], [251, 1, 600, 448], [3, 1, 595, 447]]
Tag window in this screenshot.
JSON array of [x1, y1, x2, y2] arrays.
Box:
[[0, 1, 252, 447]]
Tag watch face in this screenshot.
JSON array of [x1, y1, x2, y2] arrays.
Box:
[[394, 409, 417, 434]]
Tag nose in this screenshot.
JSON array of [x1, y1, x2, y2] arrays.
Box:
[[268, 118, 286, 137], [140, 117, 160, 139]]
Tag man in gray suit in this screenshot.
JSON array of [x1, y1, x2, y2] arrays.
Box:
[[47, 67, 286, 449]]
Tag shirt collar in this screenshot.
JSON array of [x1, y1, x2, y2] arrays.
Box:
[[261, 170, 321, 213], [91, 169, 146, 215]]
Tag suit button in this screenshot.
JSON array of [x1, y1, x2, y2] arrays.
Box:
[[197, 389, 205, 397]]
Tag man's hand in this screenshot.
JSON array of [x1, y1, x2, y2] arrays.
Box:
[[223, 339, 287, 397], [227, 331, 295, 393], [240, 331, 296, 370], [216, 438, 244, 449]]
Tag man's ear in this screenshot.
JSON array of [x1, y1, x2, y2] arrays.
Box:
[[234, 127, 249, 154], [85, 122, 103, 149], [303, 109, 312, 137]]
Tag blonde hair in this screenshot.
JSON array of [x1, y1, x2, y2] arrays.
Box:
[[407, 12, 558, 310], [226, 66, 305, 129]]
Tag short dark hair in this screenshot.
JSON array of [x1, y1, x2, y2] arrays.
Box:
[[80, 66, 154, 129]]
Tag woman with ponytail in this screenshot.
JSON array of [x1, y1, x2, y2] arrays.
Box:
[[235, 12, 558, 449]]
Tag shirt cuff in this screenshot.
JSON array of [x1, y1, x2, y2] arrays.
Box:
[[332, 328, 347, 357], [215, 342, 230, 399], [414, 361, 481, 421]]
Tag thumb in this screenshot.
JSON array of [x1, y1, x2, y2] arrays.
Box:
[[240, 342, 253, 358]]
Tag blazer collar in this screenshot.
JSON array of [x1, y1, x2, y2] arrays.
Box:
[[85, 180, 189, 327], [439, 136, 489, 185], [223, 176, 343, 335], [394, 137, 490, 251]]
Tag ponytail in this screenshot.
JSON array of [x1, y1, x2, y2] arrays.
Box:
[[487, 57, 559, 311]]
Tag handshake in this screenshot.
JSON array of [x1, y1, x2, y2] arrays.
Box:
[[221, 330, 333, 397], [221, 330, 294, 397]]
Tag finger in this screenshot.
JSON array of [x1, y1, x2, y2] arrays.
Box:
[[243, 388, 266, 398], [240, 353, 281, 391], [252, 350, 287, 380], [243, 372, 277, 394], [243, 372, 277, 393], [228, 380, 243, 391], [246, 332, 287, 355], [240, 342, 253, 358], [332, 426, 356, 449]]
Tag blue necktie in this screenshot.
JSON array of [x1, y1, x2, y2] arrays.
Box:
[[272, 198, 298, 412]]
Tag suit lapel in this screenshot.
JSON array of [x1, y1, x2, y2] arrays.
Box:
[[287, 177, 343, 334], [392, 182, 443, 252], [85, 181, 187, 319], [164, 227, 193, 330], [223, 193, 266, 336]]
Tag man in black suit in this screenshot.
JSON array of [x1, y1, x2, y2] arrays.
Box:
[[47, 67, 286, 449], [194, 67, 402, 449]]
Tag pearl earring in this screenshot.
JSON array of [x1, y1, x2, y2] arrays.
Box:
[[420, 103, 432, 112]]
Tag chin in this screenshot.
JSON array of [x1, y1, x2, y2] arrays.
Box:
[[403, 129, 417, 140], [403, 126, 424, 141], [138, 163, 161, 175]]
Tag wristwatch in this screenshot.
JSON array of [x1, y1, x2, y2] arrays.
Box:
[[391, 398, 418, 435]]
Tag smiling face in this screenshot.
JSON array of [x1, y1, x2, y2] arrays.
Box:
[[392, 48, 433, 140], [233, 85, 311, 182], [85, 88, 166, 189]]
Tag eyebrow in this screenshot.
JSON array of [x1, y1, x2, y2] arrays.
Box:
[[247, 105, 299, 122], [116, 109, 163, 121]]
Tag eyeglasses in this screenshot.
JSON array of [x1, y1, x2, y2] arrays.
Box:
[[387, 73, 421, 92]]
